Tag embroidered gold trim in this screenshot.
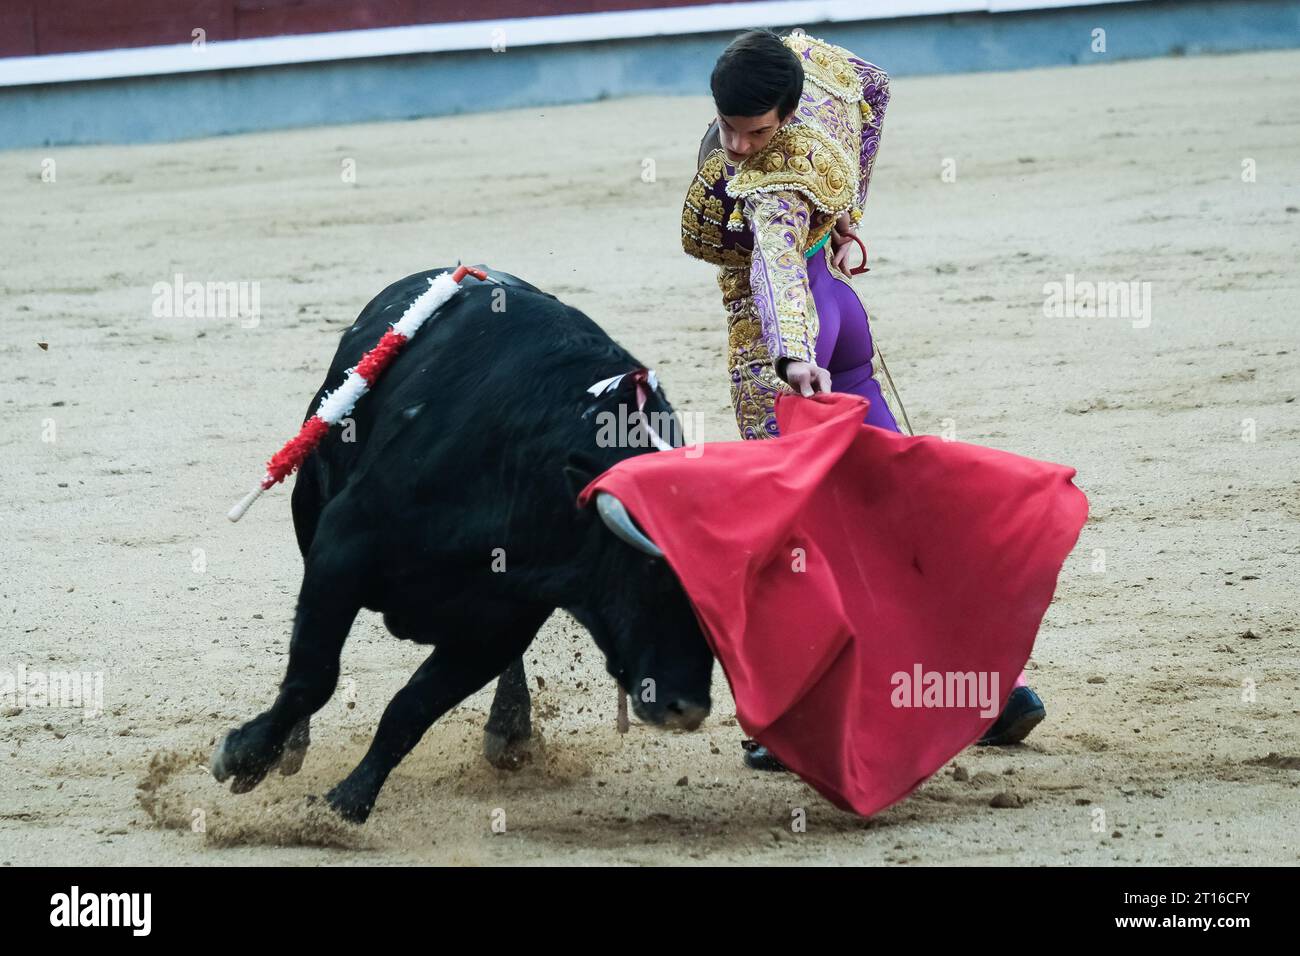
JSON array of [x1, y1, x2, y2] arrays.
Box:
[[717, 267, 751, 304], [683, 149, 757, 266], [725, 124, 857, 216], [808, 222, 835, 252], [682, 233, 751, 268], [730, 360, 788, 441], [784, 33, 863, 104]]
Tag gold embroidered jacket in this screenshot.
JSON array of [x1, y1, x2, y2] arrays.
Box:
[[681, 33, 890, 367]]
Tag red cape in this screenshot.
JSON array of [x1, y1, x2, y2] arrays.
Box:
[[577, 392, 1088, 817]]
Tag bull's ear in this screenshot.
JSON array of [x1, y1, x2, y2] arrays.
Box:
[[562, 451, 602, 505]]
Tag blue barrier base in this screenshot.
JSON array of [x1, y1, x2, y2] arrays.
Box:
[[3, 0, 1299, 147]]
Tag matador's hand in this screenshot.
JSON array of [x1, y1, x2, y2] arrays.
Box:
[[778, 359, 832, 397]]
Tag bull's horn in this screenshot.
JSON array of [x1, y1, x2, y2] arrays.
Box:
[[595, 492, 664, 559]]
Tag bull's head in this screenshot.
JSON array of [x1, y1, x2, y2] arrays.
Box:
[[564, 466, 714, 732]]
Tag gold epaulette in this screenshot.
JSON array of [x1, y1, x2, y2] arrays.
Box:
[[724, 123, 857, 217]]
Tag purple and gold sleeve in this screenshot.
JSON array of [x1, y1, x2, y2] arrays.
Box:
[[746, 189, 817, 366]]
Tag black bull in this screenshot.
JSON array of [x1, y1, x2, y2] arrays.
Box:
[[211, 267, 715, 822]]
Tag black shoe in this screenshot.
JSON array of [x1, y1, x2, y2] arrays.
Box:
[[978, 686, 1046, 746], [741, 739, 789, 772]]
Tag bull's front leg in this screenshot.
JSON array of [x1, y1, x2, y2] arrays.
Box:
[[325, 606, 548, 823], [211, 540, 362, 795], [483, 656, 532, 770]]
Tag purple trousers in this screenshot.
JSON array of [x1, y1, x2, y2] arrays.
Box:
[[806, 248, 901, 433]]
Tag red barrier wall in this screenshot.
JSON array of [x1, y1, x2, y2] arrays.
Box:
[[1, 0, 734, 57]]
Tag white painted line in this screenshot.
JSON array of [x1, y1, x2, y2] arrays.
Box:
[[0, 0, 1147, 87]]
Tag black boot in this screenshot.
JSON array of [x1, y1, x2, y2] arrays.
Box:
[[977, 686, 1046, 746], [741, 738, 789, 772]]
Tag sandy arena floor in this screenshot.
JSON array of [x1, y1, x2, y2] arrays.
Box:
[[2, 48, 1298, 865]]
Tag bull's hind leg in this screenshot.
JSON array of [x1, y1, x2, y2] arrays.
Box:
[[212, 522, 367, 795], [483, 656, 533, 770], [266, 467, 327, 779], [325, 605, 549, 823]]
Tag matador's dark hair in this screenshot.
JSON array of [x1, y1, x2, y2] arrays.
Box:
[[710, 29, 804, 118]]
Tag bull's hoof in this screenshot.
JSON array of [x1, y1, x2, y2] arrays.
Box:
[[483, 729, 534, 771], [324, 781, 374, 824], [210, 724, 283, 795], [278, 718, 311, 776], [277, 747, 307, 777]]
